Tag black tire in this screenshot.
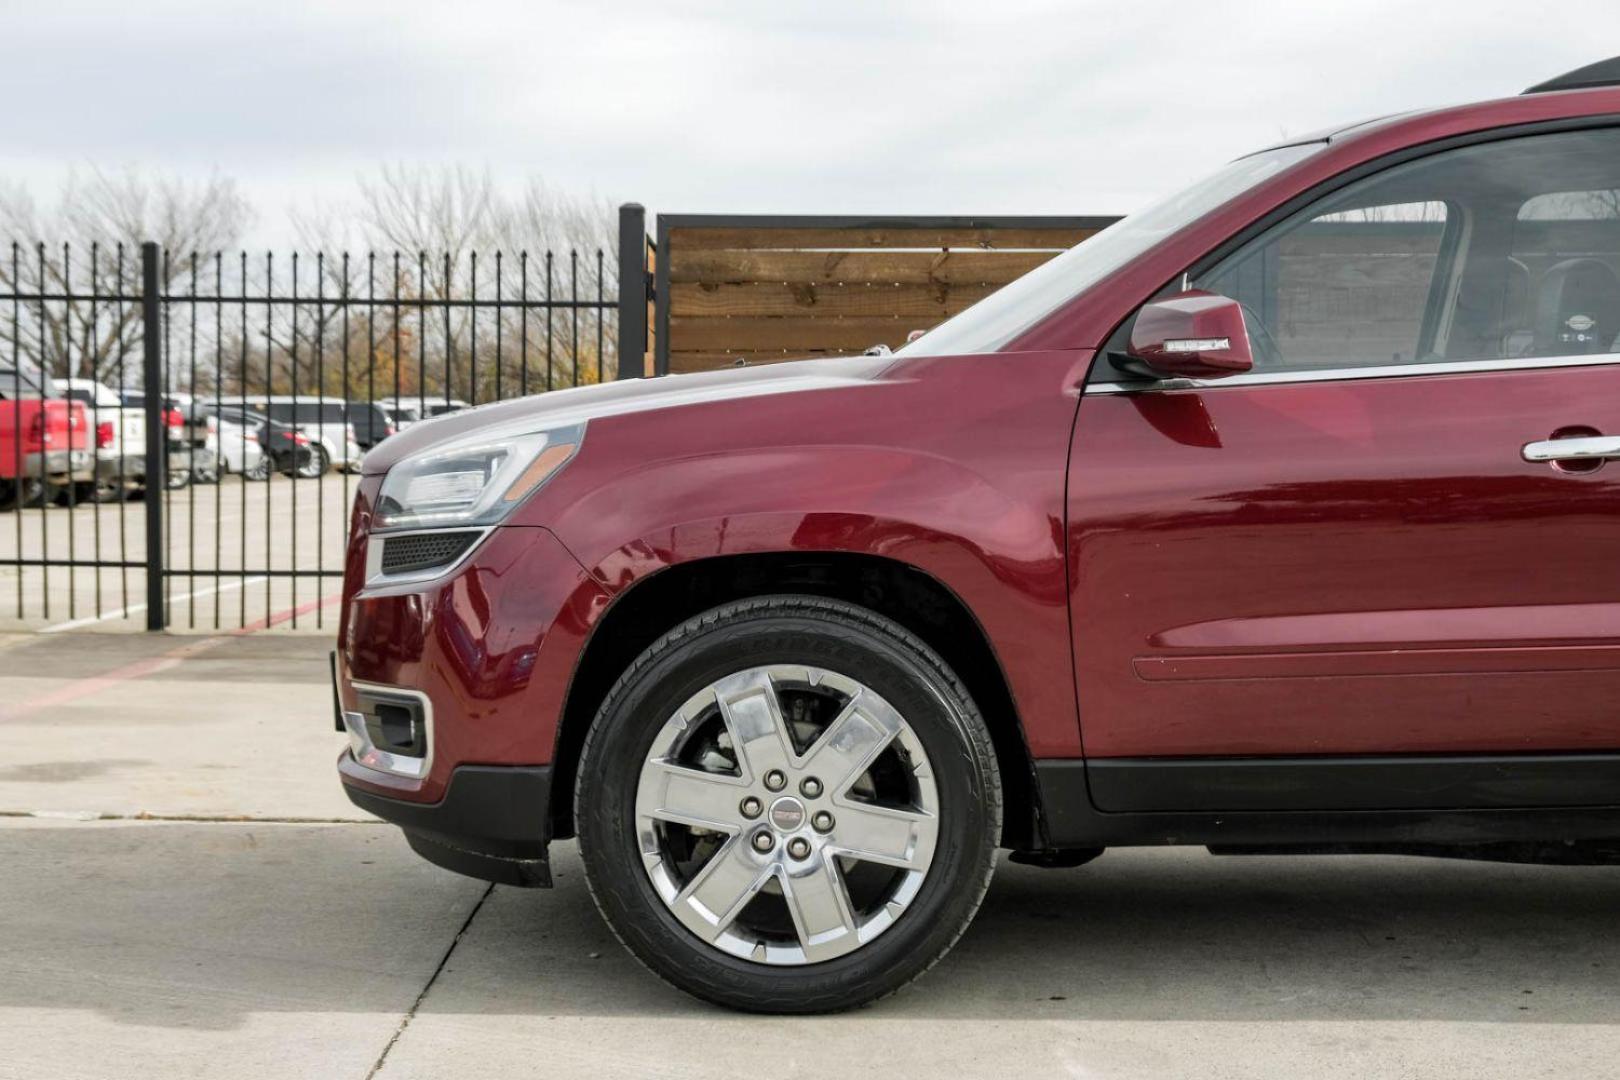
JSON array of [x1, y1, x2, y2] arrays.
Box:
[[164, 466, 190, 490], [297, 446, 330, 478], [0, 477, 48, 510], [72, 479, 124, 504], [575, 595, 1002, 1013], [244, 456, 272, 482]]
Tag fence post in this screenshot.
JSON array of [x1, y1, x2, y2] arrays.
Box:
[[139, 242, 165, 631], [615, 203, 649, 380]]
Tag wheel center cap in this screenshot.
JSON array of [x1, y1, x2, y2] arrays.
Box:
[[768, 796, 806, 833]]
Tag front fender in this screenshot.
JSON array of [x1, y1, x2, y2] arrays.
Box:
[[527, 349, 1088, 758]]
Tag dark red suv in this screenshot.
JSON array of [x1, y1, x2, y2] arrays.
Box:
[[337, 60, 1620, 1012]]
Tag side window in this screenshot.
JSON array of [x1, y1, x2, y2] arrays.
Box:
[[1192, 127, 1620, 375], [1200, 199, 1451, 373], [321, 403, 347, 424], [266, 403, 295, 423]]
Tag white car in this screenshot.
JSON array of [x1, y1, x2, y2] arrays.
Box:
[[199, 409, 265, 481], [377, 395, 470, 431], [239, 395, 365, 475]]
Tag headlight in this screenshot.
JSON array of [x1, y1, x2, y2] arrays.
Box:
[[373, 420, 583, 533]]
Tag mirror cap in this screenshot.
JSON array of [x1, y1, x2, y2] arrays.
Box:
[[1128, 290, 1254, 379]]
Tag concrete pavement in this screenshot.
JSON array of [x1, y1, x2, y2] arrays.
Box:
[[2, 631, 1620, 1079], [0, 631, 355, 819], [1, 817, 485, 1080]]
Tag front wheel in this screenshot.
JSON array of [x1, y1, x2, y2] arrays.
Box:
[[575, 596, 1002, 1013], [296, 446, 329, 478]]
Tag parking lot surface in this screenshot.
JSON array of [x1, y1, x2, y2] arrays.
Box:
[[3, 631, 1619, 1079], [0, 474, 353, 633]]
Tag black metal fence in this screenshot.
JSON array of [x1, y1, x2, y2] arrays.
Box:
[[0, 204, 650, 632]]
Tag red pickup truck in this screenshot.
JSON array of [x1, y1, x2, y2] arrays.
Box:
[[1, 362, 93, 509]]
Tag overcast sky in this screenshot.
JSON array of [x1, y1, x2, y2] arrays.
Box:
[[5, 0, 1620, 247]]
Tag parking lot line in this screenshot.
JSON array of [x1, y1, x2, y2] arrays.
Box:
[[237, 590, 341, 635], [1, 585, 338, 723], [0, 635, 231, 722], [38, 575, 269, 634]]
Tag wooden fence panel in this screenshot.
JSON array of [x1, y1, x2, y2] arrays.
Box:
[[667, 249, 1058, 286], [656, 215, 1118, 374]]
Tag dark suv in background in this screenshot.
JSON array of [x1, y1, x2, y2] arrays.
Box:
[[343, 401, 395, 450]]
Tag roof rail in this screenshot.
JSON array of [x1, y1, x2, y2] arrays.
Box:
[[1524, 56, 1620, 95]]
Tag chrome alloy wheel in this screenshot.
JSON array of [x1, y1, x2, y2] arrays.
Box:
[[634, 664, 939, 965]]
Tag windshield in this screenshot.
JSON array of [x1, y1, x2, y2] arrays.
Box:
[[1, 363, 60, 398], [897, 142, 1324, 356]]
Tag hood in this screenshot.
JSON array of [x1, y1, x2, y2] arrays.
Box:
[[360, 353, 885, 475]]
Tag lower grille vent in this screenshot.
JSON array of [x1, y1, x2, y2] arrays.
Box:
[[379, 530, 480, 575]]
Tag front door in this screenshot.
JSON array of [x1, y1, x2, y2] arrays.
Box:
[[1068, 125, 1620, 811]]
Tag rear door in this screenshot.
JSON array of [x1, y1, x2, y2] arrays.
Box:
[[1069, 126, 1620, 811]]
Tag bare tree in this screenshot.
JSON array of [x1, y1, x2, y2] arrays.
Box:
[[356, 164, 501, 270], [0, 169, 252, 387], [285, 165, 618, 400], [496, 178, 617, 268]]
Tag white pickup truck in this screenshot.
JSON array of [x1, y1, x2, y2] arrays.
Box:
[[61, 378, 150, 502]]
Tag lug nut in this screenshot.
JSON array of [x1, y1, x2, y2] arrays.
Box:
[[786, 837, 812, 860], [739, 796, 763, 819], [811, 810, 835, 833], [763, 769, 787, 792], [751, 830, 775, 854], [799, 776, 823, 799]]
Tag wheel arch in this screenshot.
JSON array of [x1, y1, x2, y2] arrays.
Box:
[[550, 550, 1046, 851]]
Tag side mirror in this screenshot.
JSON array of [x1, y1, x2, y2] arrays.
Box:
[[1127, 291, 1254, 379]]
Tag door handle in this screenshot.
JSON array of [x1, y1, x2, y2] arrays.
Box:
[[1522, 435, 1620, 463]]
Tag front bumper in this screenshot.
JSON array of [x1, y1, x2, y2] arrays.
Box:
[[93, 451, 146, 483], [333, 497, 609, 882], [340, 761, 555, 886], [18, 449, 94, 483], [336, 524, 605, 800]]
